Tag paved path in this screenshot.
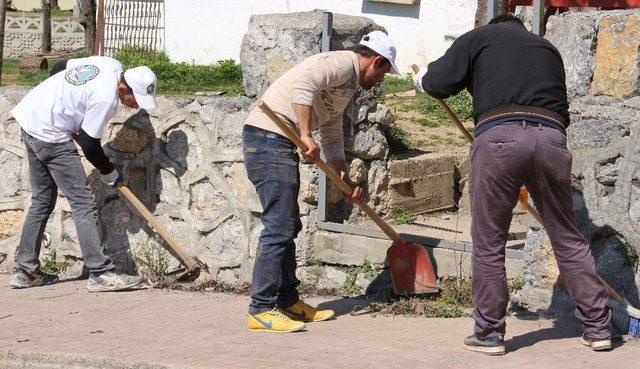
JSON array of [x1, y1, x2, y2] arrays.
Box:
[[0, 274, 637, 369]]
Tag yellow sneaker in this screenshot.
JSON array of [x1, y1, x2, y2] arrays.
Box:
[[282, 300, 335, 322], [248, 308, 306, 333]]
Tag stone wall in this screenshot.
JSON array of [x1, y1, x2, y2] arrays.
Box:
[[0, 12, 401, 294], [0, 11, 509, 295], [516, 10, 640, 319]]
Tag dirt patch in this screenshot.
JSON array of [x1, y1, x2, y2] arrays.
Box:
[[0, 210, 23, 239], [383, 93, 473, 157]]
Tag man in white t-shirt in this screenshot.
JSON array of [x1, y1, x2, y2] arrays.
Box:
[[10, 56, 158, 292]]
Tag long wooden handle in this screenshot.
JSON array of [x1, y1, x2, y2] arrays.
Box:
[[436, 100, 475, 142], [411, 65, 474, 143], [597, 275, 623, 302], [117, 184, 198, 271], [410, 64, 540, 223], [411, 66, 630, 302], [257, 101, 403, 243]]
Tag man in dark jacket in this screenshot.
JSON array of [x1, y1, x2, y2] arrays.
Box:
[[414, 14, 612, 355]]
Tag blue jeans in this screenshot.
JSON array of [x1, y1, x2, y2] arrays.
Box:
[[243, 125, 302, 314]]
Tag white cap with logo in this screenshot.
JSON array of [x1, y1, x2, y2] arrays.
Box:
[[123, 66, 158, 110], [359, 30, 400, 75]]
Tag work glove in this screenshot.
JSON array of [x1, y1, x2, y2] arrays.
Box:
[[412, 65, 428, 93], [101, 169, 123, 188]]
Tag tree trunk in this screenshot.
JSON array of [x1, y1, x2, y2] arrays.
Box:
[[42, 0, 52, 52], [20, 54, 49, 74], [81, 0, 96, 55], [0, 0, 6, 85]]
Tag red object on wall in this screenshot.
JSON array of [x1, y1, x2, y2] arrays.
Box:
[[508, 0, 640, 7]]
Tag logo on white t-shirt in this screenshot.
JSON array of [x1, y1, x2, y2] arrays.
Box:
[[65, 65, 100, 86]]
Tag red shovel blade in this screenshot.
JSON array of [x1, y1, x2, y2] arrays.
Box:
[[387, 240, 439, 295]]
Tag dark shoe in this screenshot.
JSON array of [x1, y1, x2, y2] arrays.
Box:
[[581, 334, 612, 351], [463, 334, 506, 356], [9, 268, 58, 289]]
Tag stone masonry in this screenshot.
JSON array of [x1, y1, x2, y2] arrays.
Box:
[[515, 11, 640, 327], [0, 11, 519, 296]]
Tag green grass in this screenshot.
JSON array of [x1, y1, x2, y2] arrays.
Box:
[[411, 116, 442, 128], [21, 8, 75, 18], [383, 123, 410, 157], [2, 46, 245, 95], [409, 90, 473, 128], [620, 238, 639, 269], [341, 261, 380, 296], [392, 209, 413, 225], [382, 73, 414, 95], [115, 46, 244, 95], [384, 77, 473, 129], [366, 277, 473, 319], [2, 51, 88, 86]]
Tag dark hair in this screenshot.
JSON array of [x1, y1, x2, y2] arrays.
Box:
[[119, 73, 133, 92], [489, 13, 524, 26], [351, 44, 391, 68]]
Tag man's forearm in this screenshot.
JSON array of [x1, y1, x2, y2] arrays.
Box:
[[294, 104, 314, 138]]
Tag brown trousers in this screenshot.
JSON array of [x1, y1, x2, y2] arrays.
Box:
[[470, 122, 612, 339]]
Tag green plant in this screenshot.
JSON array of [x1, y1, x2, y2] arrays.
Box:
[[365, 276, 472, 319], [422, 300, 465, 318], [383, 73, 414, 95], [341, 261, 380, 296], [620, 238, 639, 270], [306, 256, 322, 267], [392, 209, 413, 225], [132, 238, 171, 279], [438, 277, 473, 306], [114, 46, 244, 95], [40, 249, 70, 276], [383, 123, 410, 157], [508, 276, 526, 293]]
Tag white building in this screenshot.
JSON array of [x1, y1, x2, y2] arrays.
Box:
[[13, 0, 478, 74], [164, 0, 477, 74]]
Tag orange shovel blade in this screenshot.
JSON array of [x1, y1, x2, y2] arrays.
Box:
[[387, 241, 439, 295]]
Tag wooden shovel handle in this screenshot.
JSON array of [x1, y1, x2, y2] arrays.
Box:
[[410, 64, 541, 224], [411, 65, 474, 143], [257, 101, 403, 243], [117, 184, 198, 271]]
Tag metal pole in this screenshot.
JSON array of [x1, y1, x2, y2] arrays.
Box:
[[317, 11, 332, 223], [487, 0, 500, 22], [532, 0, 545, 35]]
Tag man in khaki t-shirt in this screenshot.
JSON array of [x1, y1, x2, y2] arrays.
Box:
[[243, 31, 400, 333]]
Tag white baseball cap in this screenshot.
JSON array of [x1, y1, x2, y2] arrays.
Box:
[[359, 31, 400, 75], [123, 66, 158, 110]]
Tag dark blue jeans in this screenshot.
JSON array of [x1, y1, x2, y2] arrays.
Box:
[[243, 125, 302, 314]]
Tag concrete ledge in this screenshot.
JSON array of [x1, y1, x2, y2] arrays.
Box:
[[387, 153, 456, 213], [311, 230, 525, 279]]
